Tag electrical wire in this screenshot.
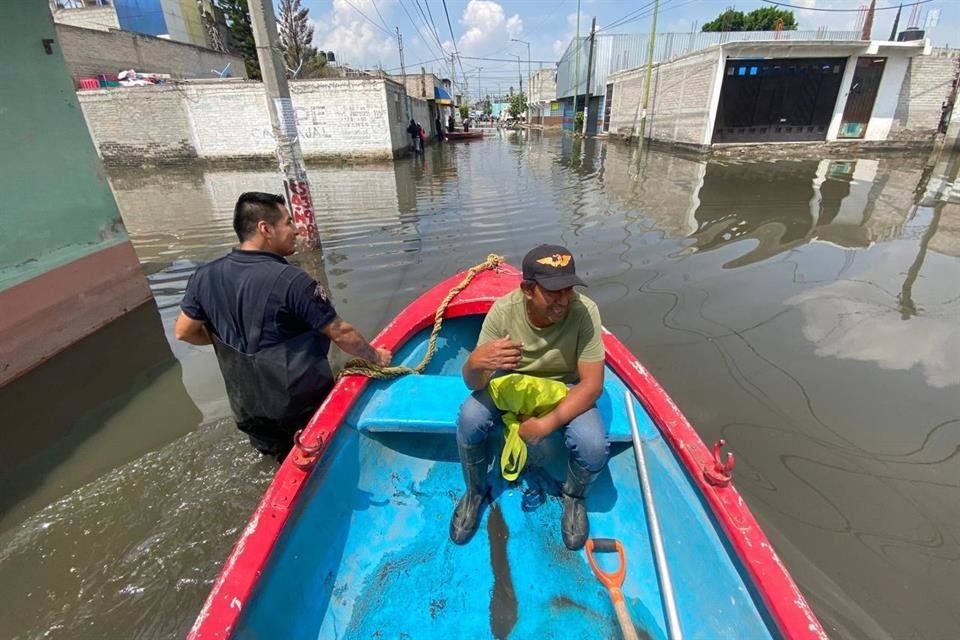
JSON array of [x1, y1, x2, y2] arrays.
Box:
[[762, 0, 934, 10], [338, 0, 394, 37]]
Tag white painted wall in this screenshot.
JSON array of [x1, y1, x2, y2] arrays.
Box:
[[864, 57, 909, 141], [78, 78, 415, 163]]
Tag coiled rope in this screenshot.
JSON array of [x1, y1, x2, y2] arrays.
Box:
[[338, 254, 505, 379]]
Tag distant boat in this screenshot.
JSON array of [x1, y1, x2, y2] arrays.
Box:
[[188, 262, 827, 640], [443, 130, 484, 141]]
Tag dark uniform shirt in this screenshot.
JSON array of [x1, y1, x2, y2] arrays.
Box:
[[180, 249, 336, 354]]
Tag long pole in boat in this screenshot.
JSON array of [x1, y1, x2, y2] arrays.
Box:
[[625, 391, 683, 640]]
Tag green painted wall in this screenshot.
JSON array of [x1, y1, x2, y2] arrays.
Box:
[[0, 4, 131, 291]]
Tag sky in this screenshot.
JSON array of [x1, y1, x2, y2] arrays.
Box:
[[301, 0, 958, 98]]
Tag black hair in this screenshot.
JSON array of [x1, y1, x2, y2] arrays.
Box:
[[520, 279, 537, 292], [233, 192, 286, 242]]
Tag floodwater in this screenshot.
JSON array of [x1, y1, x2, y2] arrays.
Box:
[[1, 133, 958, 640]]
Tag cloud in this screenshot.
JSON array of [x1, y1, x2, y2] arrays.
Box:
[[313, 0, 394, 68], [457, 0, 523, 54], [788, 279, 960, 389]]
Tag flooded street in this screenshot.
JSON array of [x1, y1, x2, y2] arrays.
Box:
[[1, 133, 958, 639]]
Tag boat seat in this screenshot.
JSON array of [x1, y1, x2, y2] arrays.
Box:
[[355, 374, 648, 442]]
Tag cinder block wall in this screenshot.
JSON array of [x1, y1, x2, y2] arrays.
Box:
[[889, 52, 959, 141], [53, 7, 119, 31], [78, 79, 424, 164], [56, 24, 246, 83], [608, 47, 720, 147]]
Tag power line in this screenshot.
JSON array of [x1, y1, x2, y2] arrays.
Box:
[[370, 0, 391, 33], [422, 0, 446, 49], [397, 0, 446, 60], [762, 0, 934, 10], [460, 55, 558, 64], [339, 0, 394, 37], [597, 0, 662, 34], [441, 0, 467, 90], [415, 0, 446, 51]]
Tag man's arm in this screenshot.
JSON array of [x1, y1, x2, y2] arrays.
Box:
[[321, 317, 391, 366], [174, 311, 213, 346], [462, 335, 523, 390], [519, 359, 604, 444]]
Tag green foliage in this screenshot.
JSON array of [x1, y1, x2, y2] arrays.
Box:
[[484, 102, 493, 116], [215, 0, 260, 79], [508, 93, 527, 119], [459, 104, 469, 120], [702, 7, 797, 32], [277, 0, 315, 71], [573, 111, 584, 129]]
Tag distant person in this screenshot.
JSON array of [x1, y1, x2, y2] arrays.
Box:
[[435, 114, 443, 137], [417, 121, 426, 150], [448, 113, 456, 133], [407, 119, 421, 153], [449, 244, 608, 550], [463, 118, 470, 132], [175, 192, 391, 460]]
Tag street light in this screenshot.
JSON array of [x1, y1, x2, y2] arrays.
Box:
[[511, 38, 531, 127]]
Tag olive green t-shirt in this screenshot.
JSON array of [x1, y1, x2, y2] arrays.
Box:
[[477, 289, 605, 383]]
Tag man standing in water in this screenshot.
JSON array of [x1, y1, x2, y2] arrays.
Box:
[[175, 192, 391, 460], [450, 245, 608, 550]]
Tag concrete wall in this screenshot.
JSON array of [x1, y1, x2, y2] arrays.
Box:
[[56, 23, 245, 83], [78, 78, 425, 164], [388, 71, 441, 100], [52, 6, 120, 31], [1, 3, 150, 385], [889, 53, 959, 141], [608, 47, 720, 146]]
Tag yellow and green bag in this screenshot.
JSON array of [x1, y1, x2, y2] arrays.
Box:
[[488, 373, 568, 481]]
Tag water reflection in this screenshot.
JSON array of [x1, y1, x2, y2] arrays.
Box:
[[2, 137, 957, 640]]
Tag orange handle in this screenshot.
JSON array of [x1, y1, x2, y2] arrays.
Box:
[[585, 538, 627, 590]]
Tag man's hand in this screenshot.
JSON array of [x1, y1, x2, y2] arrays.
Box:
[[518, 416, 553, 445], [374, 347, 392, 367], [471, 335, 523, 371]]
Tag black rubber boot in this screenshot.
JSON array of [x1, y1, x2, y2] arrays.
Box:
[[561, 458, 599, 551], [449, 441, 490, 545]]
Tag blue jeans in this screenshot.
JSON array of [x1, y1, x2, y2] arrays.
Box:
[[456, 388, 610, 473]]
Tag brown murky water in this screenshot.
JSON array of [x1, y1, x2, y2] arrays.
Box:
[[1, 134, 958, 639]]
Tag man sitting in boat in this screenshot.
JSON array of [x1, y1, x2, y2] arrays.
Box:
[[174, 192, 391, 460], [451, 244, 608, 550]]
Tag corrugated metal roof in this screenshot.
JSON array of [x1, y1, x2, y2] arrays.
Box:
[[556, 30, 861, 98]]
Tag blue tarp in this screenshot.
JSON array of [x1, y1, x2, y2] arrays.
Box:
[[433, 85, 454, 105]]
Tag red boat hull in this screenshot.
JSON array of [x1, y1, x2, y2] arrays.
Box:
[[188, 263, 826, 640]]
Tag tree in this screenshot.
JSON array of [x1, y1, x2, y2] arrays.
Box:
[[215, 0, 260, 79], [277, 0, 314, 71], [459, 104, 469, 120], [508, 93, 527, 119], [702, 7, 797, 32]]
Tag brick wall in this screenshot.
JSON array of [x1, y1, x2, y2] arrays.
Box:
[[78, 78, 420, 164], [889, 53, 959, 141], [56, 24, 246, 83], [77, 86, 197, 164], [608, 47, 719, 147], [52, 6, 119, 31]]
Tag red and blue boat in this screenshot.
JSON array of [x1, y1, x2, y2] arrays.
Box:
[[188, 261, 827, 640]]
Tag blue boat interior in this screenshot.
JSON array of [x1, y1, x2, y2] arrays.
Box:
[[234, 317, 779, 640]]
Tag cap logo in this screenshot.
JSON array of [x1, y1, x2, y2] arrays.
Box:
[[536, 254, 572, 268]]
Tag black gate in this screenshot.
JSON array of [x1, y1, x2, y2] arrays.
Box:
[[713, 57, 847, 143]]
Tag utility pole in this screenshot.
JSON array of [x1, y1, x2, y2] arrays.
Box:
[[247, 0, 321, 251], [638, 0, 660, 144], [581, 17, 596, 137], [397, 27, 408, 120], [572, 0, 581, 135], [512, 38, 531, 128]]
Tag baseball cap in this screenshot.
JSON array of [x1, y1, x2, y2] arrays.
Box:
[[521, 244, 587, 291]]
